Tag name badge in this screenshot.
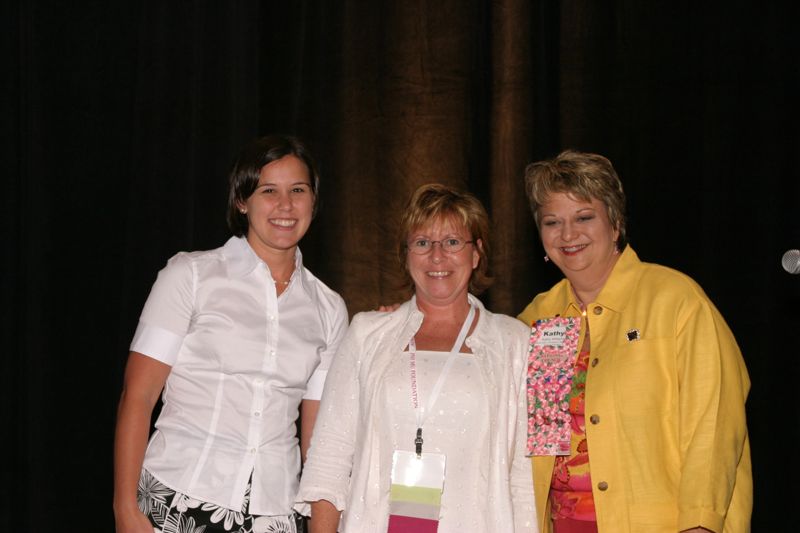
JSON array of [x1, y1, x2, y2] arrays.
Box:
[[526, 316, 581, 456], [387, 450, 446, 532]]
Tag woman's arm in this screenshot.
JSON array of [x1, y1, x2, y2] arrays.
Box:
[[308, 500, 341, 533], [675, 295, 751, 532], [113, 352, 171, 533], [296, 314, 366, 521], [300, 294, 349, 464], [300, 399, 320, 463]]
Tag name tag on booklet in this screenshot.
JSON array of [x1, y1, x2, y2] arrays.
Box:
[[526, 316, 581, 456], [388, 450, 446, 533]]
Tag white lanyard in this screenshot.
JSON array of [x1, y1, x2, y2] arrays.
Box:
[[408, 304, 476, 456]]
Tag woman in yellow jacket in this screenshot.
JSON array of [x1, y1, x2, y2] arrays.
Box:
[[519, 151, 751, 533]]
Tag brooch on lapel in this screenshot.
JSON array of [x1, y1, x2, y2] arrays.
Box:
[[626, 328, 641, 342]]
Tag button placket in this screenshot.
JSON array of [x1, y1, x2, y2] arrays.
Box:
[[248, 267, 278, 460]]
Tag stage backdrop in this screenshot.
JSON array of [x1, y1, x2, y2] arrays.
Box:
[[5, 1, 798, 531]]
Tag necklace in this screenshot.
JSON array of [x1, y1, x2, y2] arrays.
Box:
[[270, 262, 295, 287], [572, 289, 587, 316]]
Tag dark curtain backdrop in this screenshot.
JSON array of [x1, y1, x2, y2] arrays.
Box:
[[5, 1, 798, 531]]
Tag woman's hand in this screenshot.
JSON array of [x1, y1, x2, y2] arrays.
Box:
[[113, 502, 153, 533]]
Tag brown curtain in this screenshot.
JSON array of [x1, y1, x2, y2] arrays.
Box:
[[267, 0, 547, 315], [6, 1, 797, 530]]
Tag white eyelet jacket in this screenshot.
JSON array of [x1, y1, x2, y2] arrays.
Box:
[[296, 294, 538, 532]]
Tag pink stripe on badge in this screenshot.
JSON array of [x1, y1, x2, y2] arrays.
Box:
[[387, 514, 439, 533]]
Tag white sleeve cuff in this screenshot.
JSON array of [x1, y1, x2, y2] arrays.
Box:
[[303, 368, 328, 400], [130, 321, 184, 366]]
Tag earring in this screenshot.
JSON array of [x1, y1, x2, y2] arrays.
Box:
[[544, 255, 550, 262], [240, 209, 246, 214]]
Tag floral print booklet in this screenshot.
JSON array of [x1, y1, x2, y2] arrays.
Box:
[[526, 316, 581, 456]]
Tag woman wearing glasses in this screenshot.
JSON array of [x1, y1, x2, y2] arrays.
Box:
[[296, 183, 537, 532]]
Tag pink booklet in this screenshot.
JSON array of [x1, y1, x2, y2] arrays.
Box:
[[526, 316, 581, 456]]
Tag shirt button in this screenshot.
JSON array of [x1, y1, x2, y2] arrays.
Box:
[[268, 315, 275, 321], [593, 306, 603, 315], [249, 448, 256, 454], [591, 358, 599, 367], [590, 414, 600, 424], [270, 350, 276, 357], [597, 481, 608, 491], [255, 378, 263, 385], [254, 411, 261, 418]]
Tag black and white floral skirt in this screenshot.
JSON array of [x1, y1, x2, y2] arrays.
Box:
[[137, 469, 304, 533]]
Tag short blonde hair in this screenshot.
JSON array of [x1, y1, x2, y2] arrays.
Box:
[[397, 183, 493, 294], [524, 150, 627, 251]]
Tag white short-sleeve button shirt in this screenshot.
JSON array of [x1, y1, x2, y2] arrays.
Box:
[[131, 236, 348, 515]]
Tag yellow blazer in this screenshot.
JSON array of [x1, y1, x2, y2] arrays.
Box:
[[519, 246, 751, 533]]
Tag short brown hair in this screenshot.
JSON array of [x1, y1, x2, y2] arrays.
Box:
[[524, 150, 627, 251], [226, 135, 320, 237], [397, 183, 493, 294]]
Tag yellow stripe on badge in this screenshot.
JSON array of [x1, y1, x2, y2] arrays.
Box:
[[389, 484, 442, 506]]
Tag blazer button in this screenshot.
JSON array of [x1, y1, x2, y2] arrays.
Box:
[[593, 306, 603, 315], [597, 481, 608, 491], [591, 358, 599, 367], [590, 414, 600, 424]]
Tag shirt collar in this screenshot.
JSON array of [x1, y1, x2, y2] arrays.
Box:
[[559, 245, 642, 315], [402, 293, 487, 339], [223, 236, 304, 287], [406, 293, 486, 315]]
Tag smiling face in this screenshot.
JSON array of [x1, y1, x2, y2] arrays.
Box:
[[539, 192, 620, 287], [237, 155, 314, 262], [406, 217, 480, 310]]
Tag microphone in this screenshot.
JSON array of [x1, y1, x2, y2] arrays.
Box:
[[782, 249, 800, 274]]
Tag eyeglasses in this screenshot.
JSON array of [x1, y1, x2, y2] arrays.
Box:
[[407, 237, 474, 255]]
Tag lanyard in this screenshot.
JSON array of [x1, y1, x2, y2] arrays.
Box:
[[408, 304, 476, 456]]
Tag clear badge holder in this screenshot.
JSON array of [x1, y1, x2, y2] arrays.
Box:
[[387, 450, 446, 532]]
